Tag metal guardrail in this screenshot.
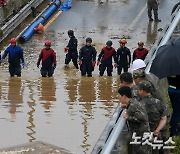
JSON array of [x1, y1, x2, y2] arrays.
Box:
[[0, 0, 44, 43], [100, 110, 126, 154], [145, 6, 180, 74], [91, 105, 124, 154]]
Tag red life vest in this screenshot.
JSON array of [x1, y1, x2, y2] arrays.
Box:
[[101, 47, 115, 62], [39, 48, 56, 64], [134, 48, 148, 59]]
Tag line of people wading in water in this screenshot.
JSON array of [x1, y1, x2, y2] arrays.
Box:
[[0, 30, 149, 78], [0, 30, 179, 153]]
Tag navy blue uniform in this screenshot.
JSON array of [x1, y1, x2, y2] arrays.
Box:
[[79, 45, 96, 77], [167, 75, 180, 136], [116, 47, 131, 75], [2, 45, 24, 77], [65, 36, 78, 69]]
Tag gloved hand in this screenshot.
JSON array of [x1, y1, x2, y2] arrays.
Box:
[[53, 64, 56, 70], [22, 62, 25, 68], [114, 63, 117, 68], [64, 47, 69, 53], [78, 61, 82, 66], [96, 61, 100, 66], [0, 59, 4, 63], [37, 62, 40, 68], [92, 61, 96, 68]]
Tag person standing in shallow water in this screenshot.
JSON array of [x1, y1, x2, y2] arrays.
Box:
[[64, 30, 79, 69], [147, 0, 161, 22], [116, 38, 131, 75], [78, 37, 97, 77], [97, 40, 117, 76], [1, 38, 25, 77], [37, 40, 56, 77], [133, 41, 148, 62]]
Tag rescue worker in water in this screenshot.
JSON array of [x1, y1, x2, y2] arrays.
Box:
[[1, 38, 25, 77], [78, 37, 97, 77], [97, 40, 117, 76], [37, 40, 57, 77]]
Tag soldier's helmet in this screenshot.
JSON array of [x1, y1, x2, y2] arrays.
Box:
[[138, 80, 152, 93], [133, 69, 145, 79]]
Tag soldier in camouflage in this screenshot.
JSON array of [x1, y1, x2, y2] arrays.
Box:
[[147, 0, 161, 22], [132, 68, 171, 118], [138, 80, 170, 154], [131, 65, 171, 153], [119, 72, 140, 99], [118, 86, 151, 154]]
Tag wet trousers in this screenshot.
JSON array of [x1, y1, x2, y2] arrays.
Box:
[[41, 66, 54, 77], [65, 52, 78, 69], [9, 63, 21, 77], [80, 61, 93, 77], [99, 63, 113, 76], [147, 1, 158, 19], [117, 64, 128, 75]]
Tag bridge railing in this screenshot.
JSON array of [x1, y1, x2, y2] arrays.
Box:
[[91, 105, 128, 154]]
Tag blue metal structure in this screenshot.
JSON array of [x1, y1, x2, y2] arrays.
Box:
[[59, 0, 72, 11], [19, 0, 61, 43]]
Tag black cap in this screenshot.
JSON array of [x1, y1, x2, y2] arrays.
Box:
[[86, 37, 92, 42], [68, 30, 74, 36], [106, 40, 112, 46]]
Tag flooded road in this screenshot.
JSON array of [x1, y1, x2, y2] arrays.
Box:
[[0, 0, 179, 153]]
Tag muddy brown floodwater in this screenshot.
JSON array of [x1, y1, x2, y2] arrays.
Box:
[[0, 0, 178, 153]]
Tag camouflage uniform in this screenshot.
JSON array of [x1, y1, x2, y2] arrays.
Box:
[[147, 0, 159, 20], [133, 69, 171, 154], [133, 69, 171, 121], [131, 85, 140, 100], [139, 80, 170, 154], [126, 99, 151, 154]]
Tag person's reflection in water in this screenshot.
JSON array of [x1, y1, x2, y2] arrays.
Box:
[[39, 77, 56, 113], [146, 21, 158, 47], [78, 78, 96, 153], [26, 81, 36, 142], [7, 77, 23, 120], [27, 101, 36, 142], [97, 77, 115, 116], [64, 69, 79, 103]]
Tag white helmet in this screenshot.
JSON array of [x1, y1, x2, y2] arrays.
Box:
[[131, 59, 146, 71]]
